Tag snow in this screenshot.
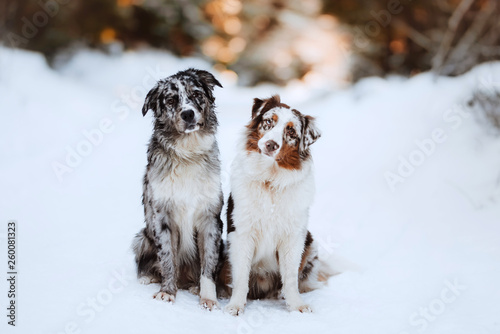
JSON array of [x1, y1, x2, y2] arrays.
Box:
[[1, 46, 500, 334]]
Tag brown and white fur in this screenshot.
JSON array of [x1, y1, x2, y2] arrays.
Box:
[[223, 95, 328, 316]]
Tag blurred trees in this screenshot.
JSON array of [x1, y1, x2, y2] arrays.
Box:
[[1, 0, 204, 59], [1, 0, 499, 85], [1, 0, 345, 85], [201, 0, 347, 85], [324, 0, 500, 81]]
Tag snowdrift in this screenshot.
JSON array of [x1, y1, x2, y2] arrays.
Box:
[[1, 46, 500, 334]]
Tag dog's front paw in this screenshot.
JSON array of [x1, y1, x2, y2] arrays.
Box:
[[290, 304, 313, 313], [225, 303, 245, 316], [200, 298, 219, 311], [153, 291, 176, 303]]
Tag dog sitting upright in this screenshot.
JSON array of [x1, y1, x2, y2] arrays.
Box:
[[224, 95, 328, 315], [132, 69, 223, 310]]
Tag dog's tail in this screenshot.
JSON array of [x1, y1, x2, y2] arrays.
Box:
[[318, 253, 362, 281], [131, 228, 160, 279]]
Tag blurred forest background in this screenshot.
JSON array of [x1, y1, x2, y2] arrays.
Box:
[[1, 0, 499, 86]]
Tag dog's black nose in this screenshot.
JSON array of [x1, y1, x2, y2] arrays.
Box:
[[181, 110, 195, 123], [265, 140, 279, 152]]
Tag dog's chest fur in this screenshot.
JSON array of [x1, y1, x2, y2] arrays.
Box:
[[230, 150, 315, 271], [148, 133, 221, 257]]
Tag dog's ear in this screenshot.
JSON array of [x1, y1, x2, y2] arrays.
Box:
[[190, 69, 223, 89], [252, 98, 265, 119], [188, 69, 222, 103], [142, 85, 160, 116], [300, 115, 321, 151], [251, 95, 282, 119]]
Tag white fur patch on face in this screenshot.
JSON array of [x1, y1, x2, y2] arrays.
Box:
[[257, 108, 301, 158], [183, 125, 200, 133], [176, 80, 203, 132]]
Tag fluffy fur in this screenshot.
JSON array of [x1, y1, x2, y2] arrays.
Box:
[[223, 95, 327, 315], [132, 69, 224, 310]]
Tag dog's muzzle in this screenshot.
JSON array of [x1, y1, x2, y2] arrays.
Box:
[[181, 109, 201, 133], [264, 140, 280, 157]]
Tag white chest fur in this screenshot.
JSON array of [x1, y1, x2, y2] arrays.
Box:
[[149, 134, 221, 256], [229, 151, 315, 269]]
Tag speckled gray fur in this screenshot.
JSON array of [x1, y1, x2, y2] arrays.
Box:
[[132, 69, 224, 301]]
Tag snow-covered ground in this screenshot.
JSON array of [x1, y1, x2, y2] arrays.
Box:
[[1, 46, 499, 334]]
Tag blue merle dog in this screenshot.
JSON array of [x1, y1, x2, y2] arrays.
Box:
[[132, 69, 224, 310]]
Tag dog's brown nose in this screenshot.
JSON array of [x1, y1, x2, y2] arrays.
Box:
[[265, 140, 279, 153]]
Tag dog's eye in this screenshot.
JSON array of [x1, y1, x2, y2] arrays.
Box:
[[193, 91, 203, 99], [287, 126, 297, 138], [263, 119, 273, 130], [166, 98, 175, 107]]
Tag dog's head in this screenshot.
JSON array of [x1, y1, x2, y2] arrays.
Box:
[[142, 68, 222, 134], [246, 95, 321, 170]]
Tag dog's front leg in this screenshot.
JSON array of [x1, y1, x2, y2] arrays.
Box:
[[224, 232, 255, 316], [197, 216, 222, 311], [278, 232, 312, 313], [152, 213, 178, 303]]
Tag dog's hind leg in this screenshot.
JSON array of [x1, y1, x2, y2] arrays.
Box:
[[197, 214, 223, 310], [132, 228, 160, 284], [298, 231, 324, 293]]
